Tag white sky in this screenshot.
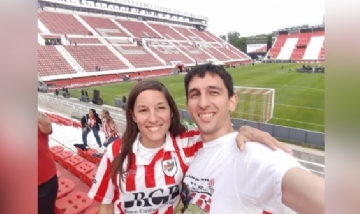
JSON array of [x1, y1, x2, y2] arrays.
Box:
[[144, 0, 325, 37]]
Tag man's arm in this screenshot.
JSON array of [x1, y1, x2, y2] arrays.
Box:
[[234, 143, 324, 214], [38, 111, 52, 134], [282, 168, 324, 214], [236, 125, 293, 155], [98, 204, 114, 214]]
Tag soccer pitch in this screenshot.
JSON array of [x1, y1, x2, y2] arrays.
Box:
[[70, 63, 324, 132]]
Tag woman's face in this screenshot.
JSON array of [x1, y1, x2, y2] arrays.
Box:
[[89, 110, 94, 117], [132, 89, 172, 148]]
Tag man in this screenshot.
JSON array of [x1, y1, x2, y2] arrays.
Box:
[[38, 111, 58, 214], [181, 63, 324, 214]]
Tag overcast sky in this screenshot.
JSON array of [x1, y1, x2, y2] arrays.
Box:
[[144, 0, 325, 37]]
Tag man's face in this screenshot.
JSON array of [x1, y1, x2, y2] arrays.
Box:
[[186, 72, 238, 142]]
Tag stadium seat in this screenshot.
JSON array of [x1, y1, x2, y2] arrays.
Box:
[[50, 146, 65, 158], [64, 155, 85, 177], [55, 191, 93, 214], [75, 161, 96, 178], [57, 178, 76, 199], [80, 168, 98, 187], [54, 151, 73, 168], [84, 148, 99, 163]]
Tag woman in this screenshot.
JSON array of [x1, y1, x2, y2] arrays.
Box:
[[88, 80, 290, 214], [103, 116, 121, 147], [81, 108, 102, 148]]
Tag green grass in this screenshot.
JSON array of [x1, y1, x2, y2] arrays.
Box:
[[70, 63, 324, 132]]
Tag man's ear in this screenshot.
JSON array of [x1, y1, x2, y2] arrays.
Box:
[[229, 94, 239, 112]]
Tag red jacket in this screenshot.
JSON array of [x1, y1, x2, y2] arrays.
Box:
[[38, 127, 57, 185]]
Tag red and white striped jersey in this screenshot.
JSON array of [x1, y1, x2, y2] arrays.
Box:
[[106, 123, 120, 138], [102, 118, 109, 137], [88, 130, 203, 214]]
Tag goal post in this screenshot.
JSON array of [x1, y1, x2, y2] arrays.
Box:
[[232, 86, 275, 123]]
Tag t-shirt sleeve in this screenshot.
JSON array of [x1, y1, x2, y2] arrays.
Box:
[[177, 130, 203, 158], [234, 142, 306, 214], [88, 149, 115, 204]]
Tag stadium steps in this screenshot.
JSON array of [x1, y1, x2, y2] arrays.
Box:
[[277, 38, 298, 60], [110, 19, 135, 38], [169, 26, 192, 42], [73, 14, 99, 37], [303, 36, 325, 60], [143, 22, 164, 38], [38, 34, 45, 45], [185, 28, 206, 42], [213, 47, 231, 61], [55, 46, 85, 73], [106, 45, 134, 68], [200, 47, 216, 59], [173, 45, 196, 63], [38, 19, 50, 33], [143, 46, 167, 65]]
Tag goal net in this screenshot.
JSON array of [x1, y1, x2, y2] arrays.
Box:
[[233, 86, 275, 123]]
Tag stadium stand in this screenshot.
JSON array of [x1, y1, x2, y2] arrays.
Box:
[[38, 11, 89, 34], [64, 46, 129, 72], [37, 2, 251, 88], [266, 27, 325, 62], [147, 23, 187, 40], [38, 45, 76, 76], [116, 19, 159, 38]]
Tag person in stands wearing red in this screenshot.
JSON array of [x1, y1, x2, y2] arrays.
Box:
[[88, 80, 292, 214], [38, 111, 58, 214], [103, 116, 121, 147]]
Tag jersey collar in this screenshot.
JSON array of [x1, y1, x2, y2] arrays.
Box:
[[132, 132, 177, 165]]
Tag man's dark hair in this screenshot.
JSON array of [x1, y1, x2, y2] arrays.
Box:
[[184, 63, 234, 99]]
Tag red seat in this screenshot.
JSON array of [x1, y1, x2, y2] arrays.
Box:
[[50, 146, 65, 158], [57, 178, 76, 199], [84, 149, 98, 163], [64, 155, 85, 177], [76, 162, 96, 185], [55, 192, 93, 214], [81, 168, 98, 187], [54, 151, 73, 168], [76, 148, 89, 159]]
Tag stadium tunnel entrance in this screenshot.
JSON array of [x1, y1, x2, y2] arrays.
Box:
[[175, 62, 185, 73]]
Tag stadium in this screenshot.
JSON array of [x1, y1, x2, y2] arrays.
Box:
[[37, 0, 325, 213]]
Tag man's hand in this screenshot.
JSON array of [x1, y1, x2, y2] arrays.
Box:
[[236, 125, 293, 155]]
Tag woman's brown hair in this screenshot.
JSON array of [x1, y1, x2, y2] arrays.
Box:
[[110, 80, 186, 188]]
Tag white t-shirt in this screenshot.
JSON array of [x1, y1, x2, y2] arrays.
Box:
[[181, 132, 304, 214]]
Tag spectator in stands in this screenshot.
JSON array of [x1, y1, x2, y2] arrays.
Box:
[[103, 116, 121, 147], [38, 111, 58, 214], [121, 96, 127, 111], [81, 109, 102, 148], [88, 80, 292, 213], [100, 109, 110, 138]]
